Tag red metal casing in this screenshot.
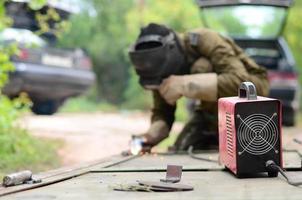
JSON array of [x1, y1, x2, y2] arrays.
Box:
[[219, 94, 282, 176]]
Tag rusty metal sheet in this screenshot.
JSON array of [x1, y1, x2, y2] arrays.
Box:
[[4, 171, 302, 200]]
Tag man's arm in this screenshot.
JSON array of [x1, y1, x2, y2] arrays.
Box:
[[151, 90, 176, 127], [142, 91, 176, 146], [200, 31, 249, 97], [184, 28, 258, 99]]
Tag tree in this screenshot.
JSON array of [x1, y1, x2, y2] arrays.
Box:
[[284, 1, 302, 79], [59, 0, 133, 104]]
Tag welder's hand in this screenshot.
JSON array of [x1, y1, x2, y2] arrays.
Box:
[[159, 75, 184, 105], [130, 134, 153, 154], [130, 120, 170, 155]]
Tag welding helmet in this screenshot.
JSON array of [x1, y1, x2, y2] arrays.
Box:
[[129, 23, 187, 89]]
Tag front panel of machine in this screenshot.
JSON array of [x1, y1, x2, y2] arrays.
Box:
[[235, 100, 281, 175]]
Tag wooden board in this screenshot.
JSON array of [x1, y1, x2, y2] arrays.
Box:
[[3, 171, 302, 200]]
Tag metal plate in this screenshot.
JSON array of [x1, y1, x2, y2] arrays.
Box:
[[91, 152, 222, 172], [4, 171, 302, 200], [90, 151, 301, 172]]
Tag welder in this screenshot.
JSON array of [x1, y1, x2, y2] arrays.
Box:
[[128, 23, 269, 152]]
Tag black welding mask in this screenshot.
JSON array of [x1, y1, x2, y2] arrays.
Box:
[[129, 23, 187, 89]]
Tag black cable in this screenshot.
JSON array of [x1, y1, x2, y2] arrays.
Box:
[[187, 146, 218, 163], [266, 160, 302, 186]]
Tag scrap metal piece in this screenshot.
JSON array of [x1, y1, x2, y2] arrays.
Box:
[[111, 183, 172, 192], [188, 146, 218, 163], [25, 178, 42, 184], [138, 181, 194, 191], [160, 165, 182, 183], [3, 170, 32, 187]]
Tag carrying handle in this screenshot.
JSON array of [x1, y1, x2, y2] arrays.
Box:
[[238, 82, 257, 100]]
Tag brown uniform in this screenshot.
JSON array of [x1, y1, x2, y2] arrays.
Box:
[[151, 28, 269, 150]]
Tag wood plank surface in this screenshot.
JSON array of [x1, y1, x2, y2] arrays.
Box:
[[0, 151, 301, 198], [0, 155, 137, 197], [91, 152, 222, 171], [90, 151, 301, 172], [3, 171, 302, 200]]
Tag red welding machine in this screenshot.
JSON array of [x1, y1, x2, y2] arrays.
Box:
[[218, 82, 282, 177]]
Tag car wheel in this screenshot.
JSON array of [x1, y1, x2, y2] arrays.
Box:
[[31, 100, 62, 115]]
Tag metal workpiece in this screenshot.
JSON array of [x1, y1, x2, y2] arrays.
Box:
[[160, 165, 182, 183], [3, 171, 33, 187]]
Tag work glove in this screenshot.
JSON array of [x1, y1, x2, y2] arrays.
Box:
[[159, 73, 218, 105], [130, 120, 170, 154]]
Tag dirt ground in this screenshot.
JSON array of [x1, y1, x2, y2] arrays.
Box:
[[20, 112, 302, 168], [20, 112, 184, 167]]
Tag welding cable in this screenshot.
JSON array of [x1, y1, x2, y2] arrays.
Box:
[[187, 146, 218, 163], [266, 160, 302, 186]]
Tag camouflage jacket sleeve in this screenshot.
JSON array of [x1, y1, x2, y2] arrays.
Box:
[[184, 28, 267, 98], [151, 90, 176, 129]]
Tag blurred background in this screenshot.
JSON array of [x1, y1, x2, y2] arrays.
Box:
[[0, 0, 301, 176]]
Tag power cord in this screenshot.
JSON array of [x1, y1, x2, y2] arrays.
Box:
[[187, 146, 218, 163], [266, 160, 302, 186]]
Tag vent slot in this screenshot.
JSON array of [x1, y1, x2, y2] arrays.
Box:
[[226, 112, 233, 157]]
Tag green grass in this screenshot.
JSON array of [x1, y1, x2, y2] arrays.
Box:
[[296, 112, 302, 127], [61, 94, 190, 121], [157, 133, 179, 151], [175, 98, 189, 122], [60, 96, 117, 113], [0, 95, 61, 179], [0, 127, 62, 179]]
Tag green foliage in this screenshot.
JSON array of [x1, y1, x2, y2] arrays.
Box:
[[202, 8, 247, 36], [126, 0, 202, 40], [29, 0, 47, 10], [58, 0, 202, 107], [0, 117, 61, 175], [284, 1, 302, 78], [0, 49, 15, 87], [0, 1, 60, 173], [122, 68, 152, 110], [60, 95, 117, 113], [35, 7, 70, 38], [59, 0, 133, 104], [0, 68, 59, 173], [0, 1, 12, 31]]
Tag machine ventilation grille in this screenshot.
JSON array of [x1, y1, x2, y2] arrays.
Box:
[[226, 112, 233, 157], [237, 113, 279, 156]]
